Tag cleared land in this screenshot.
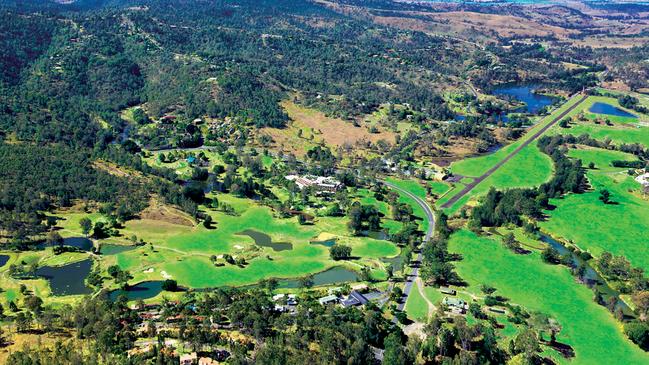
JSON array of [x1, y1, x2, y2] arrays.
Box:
[[260, 101, 395, 156], [450, 229, 649, 365]]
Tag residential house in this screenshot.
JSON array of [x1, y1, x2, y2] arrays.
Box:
[[341, 290, 369, 307], [318, 294, 339, 306], [442, 297, 468, 314]]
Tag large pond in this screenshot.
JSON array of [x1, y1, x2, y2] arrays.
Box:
[[492, 84, 556, 114], [109, 281, 164, 301], [37, 237, 94, 251], [279, 267, 359, 288], [237, 230, 293, 252], [0, 255, 9, 268], [589, 102, 637, 118], [36, 259, 93, 296]]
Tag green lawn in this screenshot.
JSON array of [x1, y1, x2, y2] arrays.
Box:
[[385, 177, 430, 232], [405, 282, 430, 321], [449, 230, 649, 365], [540, 147, 649, 271]]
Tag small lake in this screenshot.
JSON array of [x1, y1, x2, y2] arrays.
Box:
[[589, 102, 637, 118], [310, 238, 337, 248], [36, 259, 93, 296], [237, 230, 293, 252], [279, 267, 359, 288], [0, 255, 9, 268], [492, 84, 556, 114], [37, 237, 94, 251], [63, 237, 94, 251], [109, 281, 164, 301]]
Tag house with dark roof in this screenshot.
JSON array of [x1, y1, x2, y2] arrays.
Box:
[[341, 290, 369, 307]]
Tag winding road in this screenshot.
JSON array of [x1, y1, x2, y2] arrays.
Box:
[[382, 181, 435, 318], [441, 93, 589, 209]]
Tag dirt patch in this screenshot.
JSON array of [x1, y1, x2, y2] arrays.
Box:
[[259, 101, 395, 156], [140, 199, 194, 227], [93, 160, 142, 179]]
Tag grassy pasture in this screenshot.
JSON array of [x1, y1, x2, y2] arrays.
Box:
[[449, 230, 649, 365], [540, 147, 649, 271]]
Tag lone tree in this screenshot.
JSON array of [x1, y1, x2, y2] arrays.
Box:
[[79, 217, 92, 237], [46, 231, 63, 247], [161, 279, 178, 292], [330, 244, 352, 260], [599, 189, 611, 204]]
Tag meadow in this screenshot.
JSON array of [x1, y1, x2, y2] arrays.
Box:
[[540, 147, 649, 271], [449, 229, 649, 365]]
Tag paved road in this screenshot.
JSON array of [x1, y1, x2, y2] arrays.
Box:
[[441, 93, 589, 209], [382, 181, 435, 318]]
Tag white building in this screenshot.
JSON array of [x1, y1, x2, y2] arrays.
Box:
[[636, 173, 649, 187], [285, 175, 343, 192]]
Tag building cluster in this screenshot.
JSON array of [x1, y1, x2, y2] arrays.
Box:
[[285, 175, 343, 193], [126, 302, 232, 364], [317, 289, 383, 308]]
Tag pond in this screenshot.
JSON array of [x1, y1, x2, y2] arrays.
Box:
[[310, 238, 337, 248], [541, 235, 632, 315], [589, 102, 637, 118], [63, 237, 94, 251], [237, 230, 293, 252], [492, 84, 556, 114], [381, 255, 403, 272], [0, 255, 9, 268], [109, 281, 164, 301], [278, 267, 359, 288], [36, 259, 93, 296], [100, 243, 137, 255]]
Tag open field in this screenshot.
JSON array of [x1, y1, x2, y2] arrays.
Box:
[[449, 229, 649, 365], [259, 101, 395, 156], [384, 177, 431, 232], [547, 94, 649, 148], [540, 147, 649, 271]]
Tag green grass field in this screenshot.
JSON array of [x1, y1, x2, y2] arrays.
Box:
[[449, 230, 649, 365], [405, 283, 429, 321], [49, 189, 399, 290], [384, 177, 431, 232], [540, 147, 649, 271]]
